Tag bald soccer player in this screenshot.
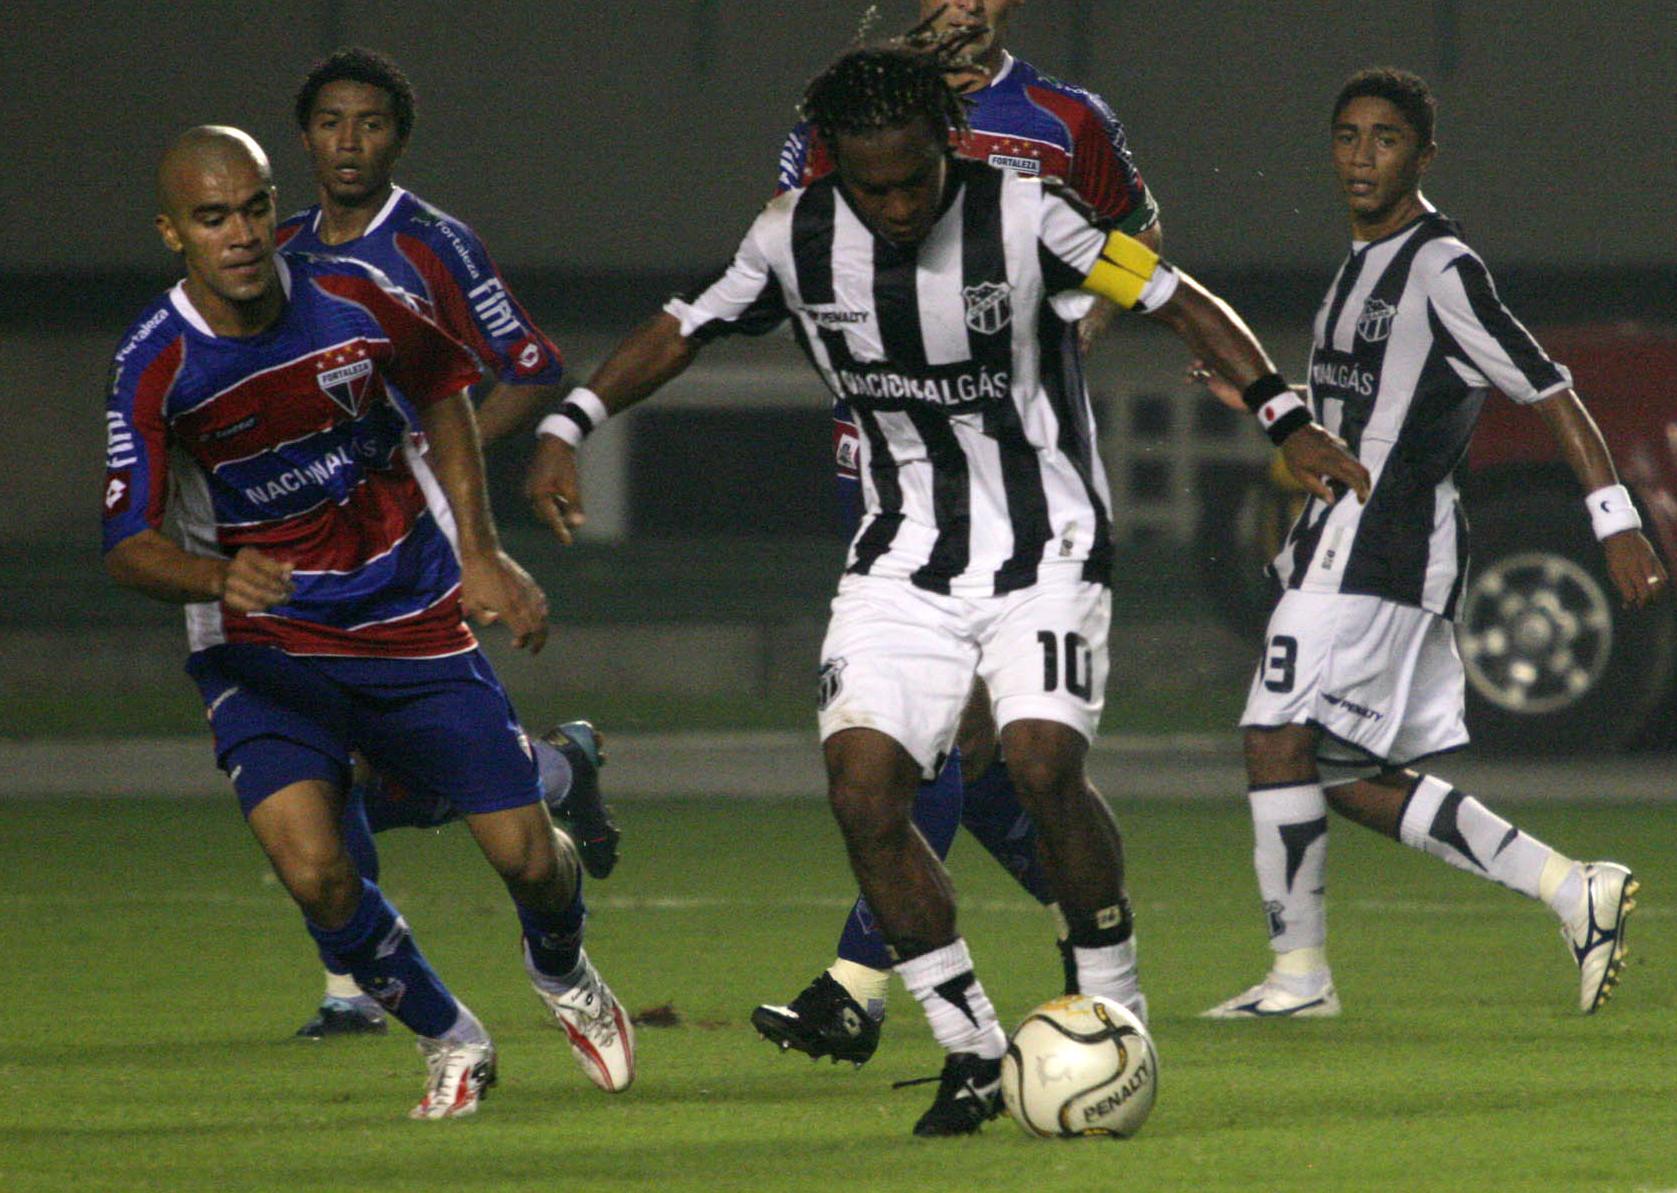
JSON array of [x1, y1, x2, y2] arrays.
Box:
[[102, 127, 634, 1118]]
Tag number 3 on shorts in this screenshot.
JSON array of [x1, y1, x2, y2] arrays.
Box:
[[1037, 630, 1095, 700], [1263, 634, 1298, 693]]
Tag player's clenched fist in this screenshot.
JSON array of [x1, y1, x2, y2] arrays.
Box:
[[1279, 424, 1371, 506], [221, 547, 295, 613], [460, 549, 550, 654]]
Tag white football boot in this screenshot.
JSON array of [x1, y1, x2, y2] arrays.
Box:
[[409, 1037, 497, 1119], [1561, 862, 1638, 1013], [533, 950, 636, 1091], [1201, 975, 1341, 1019]]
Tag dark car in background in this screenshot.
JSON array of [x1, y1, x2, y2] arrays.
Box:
[[1197, 325, 1677, 753]]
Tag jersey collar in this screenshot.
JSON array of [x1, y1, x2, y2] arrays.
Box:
[[309, 185, 408, 243], [983, 51, 1015, 90], [169, 256, 293, 338], [1350, 197, 1438, 253]]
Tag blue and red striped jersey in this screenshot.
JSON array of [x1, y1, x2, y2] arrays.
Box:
[[277, 187, 563, 388], [102, 255, 485, 659]]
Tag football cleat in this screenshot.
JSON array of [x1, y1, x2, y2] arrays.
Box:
[[1200, 976, 1341, 1019], [896, 1052, 1003, 1137], [409, 1037, 497, 1120], [751, 972, 881, 1067], [542, 721, 620, 879], [1562, 862, 1638, 1013], [294, 996, 388, 1039], [533, 950, 636, 1091]]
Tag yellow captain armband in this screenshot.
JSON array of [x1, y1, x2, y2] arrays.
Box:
[[1082, 230, 1165, 310]]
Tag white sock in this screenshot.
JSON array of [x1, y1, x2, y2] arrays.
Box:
[[1073, 938, 1141, 1006], [324, 970, 365, 1001], [895, 938, 1006, 1060], [1398, 776, 1570, 904], [1250, 783, 1330, 953], [1271, 946, 1333, 994], [827, 959, 890, 1022], [435, 1002, 490, 1047]]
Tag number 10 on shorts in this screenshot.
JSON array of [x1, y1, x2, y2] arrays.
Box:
[[1038, 631, 1095, 700]]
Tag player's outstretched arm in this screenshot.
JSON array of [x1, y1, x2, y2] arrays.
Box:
[[105, 529, 294, 613], [475, 382, 565, 448], [420, 392, 550, 653], [1144, 275, 1371, 505], [1533, 389, 1668, 608], [526, 312, 701, 544]]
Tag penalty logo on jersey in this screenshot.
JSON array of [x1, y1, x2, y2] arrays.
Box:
[[1356, 298, 1398, 343], [962, 281, 1014, 336]]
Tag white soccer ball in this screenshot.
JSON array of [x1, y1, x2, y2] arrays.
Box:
[[1000, 994, 1159, 1139]]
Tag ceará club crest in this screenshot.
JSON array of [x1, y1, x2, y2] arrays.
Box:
[[962, 281, 1013, 336]]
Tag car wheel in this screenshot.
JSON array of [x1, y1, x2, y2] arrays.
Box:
[[1457, 489, 1675, 753]]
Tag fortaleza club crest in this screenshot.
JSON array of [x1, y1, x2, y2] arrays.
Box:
[[962, 281, 1013, 335], [315, 352, 375, 415], [1356, 297, 1397, 343]]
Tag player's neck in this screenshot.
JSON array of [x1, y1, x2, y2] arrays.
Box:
[[317, 183, 395, 246], [947, 46, 1006, 94], [1349, 191, 1427, 244], [183, 276, 284, 338]]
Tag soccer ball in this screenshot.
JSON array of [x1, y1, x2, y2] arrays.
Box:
[[1000, 994, 1158, 1139]]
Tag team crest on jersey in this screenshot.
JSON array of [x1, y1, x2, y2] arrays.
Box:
[[818, 657, 847, 711], [962, 281, 1013, 335], [316, 355, 375, 415], [1356, 298, 1398, 343], [987, 153, 1041, 175]]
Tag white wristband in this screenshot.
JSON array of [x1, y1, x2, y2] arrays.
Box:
[[1585, 483, 1641, 540], [535, 388, 611, 448], [536, 411, 585, 447]]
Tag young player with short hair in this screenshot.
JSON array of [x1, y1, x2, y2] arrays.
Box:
[[1196, 68, 1662, 1020], [280, 48, 621, 1038], [103, 127, 634, 1117], [530, 42, 1367, 1134]]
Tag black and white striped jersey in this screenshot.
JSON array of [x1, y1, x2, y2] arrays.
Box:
[[665, 159, 1175, 596], [1274, 206, 1572, 617]]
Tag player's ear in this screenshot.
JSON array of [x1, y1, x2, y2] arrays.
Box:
[[1418, 139, 1437, 175], [155, 213, 183, 254]]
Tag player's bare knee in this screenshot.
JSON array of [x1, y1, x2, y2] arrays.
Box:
[[827, 778, 905, 851], [1003, 753, 1085, 820], [1243, 724, 1317, 783], [281, 852, 360, 922]]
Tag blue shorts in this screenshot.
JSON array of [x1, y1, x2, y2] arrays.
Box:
[[186, 644, 541, 818]]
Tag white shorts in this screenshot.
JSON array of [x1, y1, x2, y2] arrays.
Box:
[[1240, 590, 1468, 775], [817, 568, 1111, 777]]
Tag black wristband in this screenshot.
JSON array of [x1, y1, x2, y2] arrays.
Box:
[[1241, 372, 1290, 413], [1266, 407, 1313, 446], [557, 399, 597, 437]]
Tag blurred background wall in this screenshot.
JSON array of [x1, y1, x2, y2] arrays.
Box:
[[1, 1, 1672, 731]]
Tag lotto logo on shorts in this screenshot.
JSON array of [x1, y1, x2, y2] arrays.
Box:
[[817, 657, 847, 710]]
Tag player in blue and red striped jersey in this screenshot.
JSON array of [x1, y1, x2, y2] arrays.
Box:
[[748, 1, 1165, 1063], [279, 49, 620, 1039], [103, 127, 634, 1117]]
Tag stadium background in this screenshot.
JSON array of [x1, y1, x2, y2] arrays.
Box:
[[2, 0, 1673, 744], [3, 6, 1676, 1190]]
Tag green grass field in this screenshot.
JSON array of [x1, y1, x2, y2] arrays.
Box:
[[2, 796, 1671, 1192]]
